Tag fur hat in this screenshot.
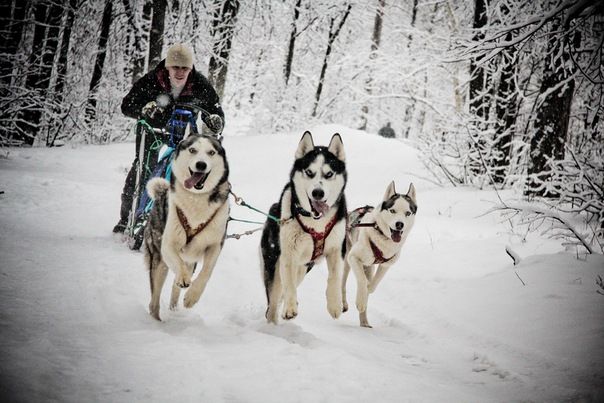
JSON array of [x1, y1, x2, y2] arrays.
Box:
[[165, 43, 193, 69]]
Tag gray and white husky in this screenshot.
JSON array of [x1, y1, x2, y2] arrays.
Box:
[[260, 132, 348, 323], [143, 134, 230, 321], [342, 181, 417, 328]]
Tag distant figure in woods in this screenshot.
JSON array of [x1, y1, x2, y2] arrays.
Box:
[[113, 43, 225, 234], [378, 122, 396, 139]]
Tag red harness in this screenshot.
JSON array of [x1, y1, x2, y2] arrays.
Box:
[[369, 239, 394, 264], [176, 204, 222, 245], [350, 206, 394, 265], [295, 213, 340, 261]]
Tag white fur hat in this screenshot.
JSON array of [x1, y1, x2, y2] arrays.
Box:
[[165, 43, 193, 68]]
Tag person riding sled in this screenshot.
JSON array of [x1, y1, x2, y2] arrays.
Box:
[[113, 43, 225, 234]]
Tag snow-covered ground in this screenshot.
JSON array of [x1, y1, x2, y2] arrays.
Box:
[[1, 125, 602, 402]]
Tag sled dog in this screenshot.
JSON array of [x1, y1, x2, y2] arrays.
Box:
[[342, 181, 417, 328], [143, 133, 230, 321], [260, 131, 348, 323]]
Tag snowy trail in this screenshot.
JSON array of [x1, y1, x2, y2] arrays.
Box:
[[1, 126, 603, 402]]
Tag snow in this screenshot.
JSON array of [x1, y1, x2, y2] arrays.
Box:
[[1, 124, 603, 402]]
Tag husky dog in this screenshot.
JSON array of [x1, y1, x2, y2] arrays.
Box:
[[260, 131, 348, 323], [143, 134, 230, 321], [342, 181, 417, 328]]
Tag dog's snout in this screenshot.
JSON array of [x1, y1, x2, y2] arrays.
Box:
[[195, 161, 207, 171], [395, 221, 404, 231], [311, 188, 325, 200]]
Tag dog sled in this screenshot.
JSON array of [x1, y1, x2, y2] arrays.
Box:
[[124, 99, 221, 250]]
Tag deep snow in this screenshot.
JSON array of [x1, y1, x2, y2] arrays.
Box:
[[0, 125, 603, 402]]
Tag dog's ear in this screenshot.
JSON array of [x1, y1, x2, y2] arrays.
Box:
[[296, 131, 315, 159], [406, 183, 416, 202], [383, 180, 396, 201], [328, 133, 345, 162]]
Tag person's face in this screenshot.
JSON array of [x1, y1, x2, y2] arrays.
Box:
[[167, 66, 191, 86]]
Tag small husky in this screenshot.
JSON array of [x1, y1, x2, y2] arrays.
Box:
[[342, 181, 417, 328], [260, 131, 348, 323], [143, 134, 230, 321]]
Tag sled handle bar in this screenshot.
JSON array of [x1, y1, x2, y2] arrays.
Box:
[[173, 102, 211, 119]]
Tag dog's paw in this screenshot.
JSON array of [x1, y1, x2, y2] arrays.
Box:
[[149, 304, 161, 321], [342, 300, 349, 313], [175, 273, 191, 288], [282, 302, 298, 320], [265, 306, 279, 324], [360, 311, 372, 328], [327, 301, 342, 319], [183, 288, 201, 308]]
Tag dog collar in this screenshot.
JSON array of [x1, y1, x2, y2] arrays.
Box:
[[295, 212, 339, 261], [294, 204, 314, 218]]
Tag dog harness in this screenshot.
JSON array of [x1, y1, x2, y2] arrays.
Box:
[[295, 213, 340, 262], [349, 206, 394, 265], [176, 204, 222, 244], [369, 240, 394, 264]]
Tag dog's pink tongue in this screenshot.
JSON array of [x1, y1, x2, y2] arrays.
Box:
[[311, 200, 329, 216], [391, 230, 402, 243], [184, 172, 205, 189]]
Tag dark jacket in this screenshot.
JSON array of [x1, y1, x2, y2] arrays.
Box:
[[121, 60, 224, 129]]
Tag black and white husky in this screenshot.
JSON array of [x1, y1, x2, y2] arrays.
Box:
[[342, 181, 417, 328], [260, 132, 348, 323], [143, 134, 230, 321]]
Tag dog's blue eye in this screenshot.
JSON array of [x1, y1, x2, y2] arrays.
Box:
[[208, 150, 216, 156], [324, 171, 334, 179], [305, 169, 314, 178], [189, 148, 197, 154]]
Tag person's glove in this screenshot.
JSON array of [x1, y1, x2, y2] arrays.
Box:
[[206, 114, 223, 134], [141, 101, 162, 120]]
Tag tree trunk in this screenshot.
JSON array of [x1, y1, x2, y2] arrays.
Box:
[[312, 3, 351, 118], [491, 35, 518, 183], [527, 21, 576, 196], [208, 0, 240, 100], [402, 0, 420, 138], [407, 0, 418, 43], [122, 0, 152, 84], [359, 0, 385, 131], [85, 0, 113, 125], [53, 0, 78, 104], [15, 1, 62, 146], [0, 0, 29, 87], [47, 0, 78, 146], [284, 0, 301, 86], [469, 0, 490, 121], [148, 0, 167, 71]]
